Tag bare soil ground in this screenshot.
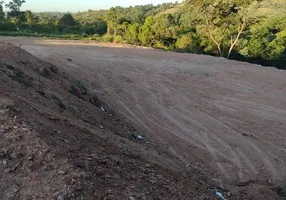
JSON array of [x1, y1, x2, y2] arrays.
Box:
[[1, 37, 286, 199]]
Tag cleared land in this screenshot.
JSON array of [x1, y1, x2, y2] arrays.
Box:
[[1, 37, 286, 199]]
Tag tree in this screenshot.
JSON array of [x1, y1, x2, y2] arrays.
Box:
[[190, 0, 258, 57], [124, 23, 140, 44], [139, 16, 156, 46], [6, 0, 25, 24], [176, 32, 202, 53], [0, 1, 5, 22], [151, 14, 178, 48], [25, 10, 35, 25], [105, 7, 128, 35], [239, 15, 286, 68], [59, 13, 76, 27], [6, 0, 25, 13]]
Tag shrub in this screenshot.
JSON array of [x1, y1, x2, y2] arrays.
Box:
[[101, 34, 114, 42], [114, 35, 123, 43]]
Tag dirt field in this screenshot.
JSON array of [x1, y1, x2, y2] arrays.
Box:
[[1, 36, 286, 199]]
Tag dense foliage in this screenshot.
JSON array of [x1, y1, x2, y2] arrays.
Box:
[[0, 0, 285, 69]]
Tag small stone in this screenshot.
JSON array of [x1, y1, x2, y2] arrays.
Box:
[[57, 171, 66, 175], [11, 165, 18, 172], [4, 168, 11, 173], [227, 192, 231, 197], [57, 194, 64, 200], [10, 183, 20, 193], [14, 116, 17, 119], [14, 108, 21, 112], [2, 160, 7, 165], [13, 125, 18, 129], [129, 196, 136, 200], [99, 126, 104, 129]]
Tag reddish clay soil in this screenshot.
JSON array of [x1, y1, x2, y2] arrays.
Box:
[[1, 37, 286, 199]]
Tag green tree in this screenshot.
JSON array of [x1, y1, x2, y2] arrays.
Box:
[[240, 15, 286, 68], [151, 14, 178, 48], [5, 0, 25, 13], [124, 23, 140, 44], [5, 0, 26, 24], [139, 16, 156, 46], [59, 13, 76, 27], [25, 10, 35, 24], [0, 1, 5, 22], [105, 7, 129, 35], [176, 32, 202, 53], [190, 0, 258, 57]]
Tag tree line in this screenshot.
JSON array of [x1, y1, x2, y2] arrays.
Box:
[[0, 0, 285, 69]]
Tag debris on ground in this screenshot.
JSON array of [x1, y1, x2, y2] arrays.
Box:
[[131, 132, 145, 141], [276, 187, 286, 197], [214, 190, 227, 200]]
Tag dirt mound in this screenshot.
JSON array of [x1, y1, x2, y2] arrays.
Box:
[[0, 42, 216, 199]]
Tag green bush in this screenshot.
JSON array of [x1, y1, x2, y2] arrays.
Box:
[[114, 35, 123, 43], [89, 34, 100, 41], [0, 23, 17, 31], [101, 34, 114, 42]]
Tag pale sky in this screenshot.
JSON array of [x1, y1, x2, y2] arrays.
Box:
[[2, 0, 182, 12]]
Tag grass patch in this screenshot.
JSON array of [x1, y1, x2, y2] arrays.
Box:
[[68, 80, 88, 99], [0, 63, 34, 87], [9, 69, 34, 87], [51, 94, 66, 111], [1, 63, 34, 87]]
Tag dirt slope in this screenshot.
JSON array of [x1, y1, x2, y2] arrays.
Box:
[[0, 42, 216, 200], [1, 37, 286, 199]]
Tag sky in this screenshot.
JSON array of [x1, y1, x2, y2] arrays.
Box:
[[3, 0, 182, 12]]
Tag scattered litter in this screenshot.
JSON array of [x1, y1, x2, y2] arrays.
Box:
[[277, 187, 286, 197], [99, 126, 104, 129], [214, 191, 227, 200], [67, 58, 72, 62], [57, 170, 66, 175], [101, 107, 105, 112], [10, 183, 20, 193], [131, 132, 145, 141], [136, 135, 144, 140]]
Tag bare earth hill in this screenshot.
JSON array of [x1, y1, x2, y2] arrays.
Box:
[[1, 37, 286, 199], [0, 42, 215, 200]]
